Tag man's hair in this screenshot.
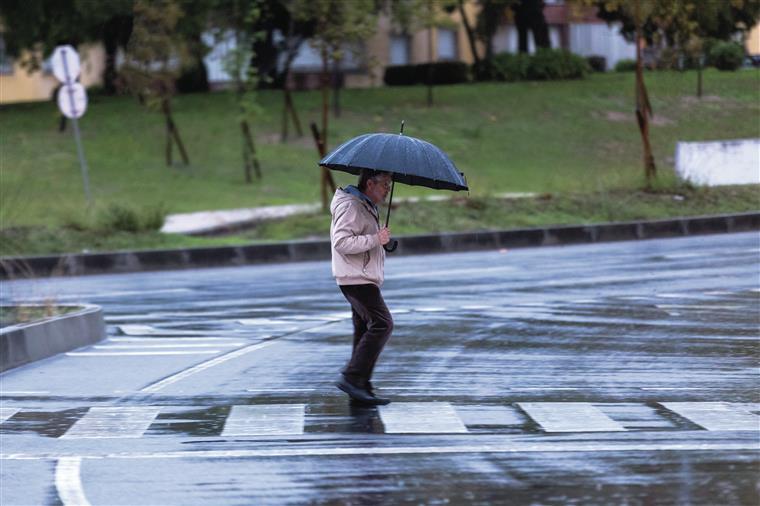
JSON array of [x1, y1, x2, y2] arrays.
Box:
[[358, 169, 390, 192]]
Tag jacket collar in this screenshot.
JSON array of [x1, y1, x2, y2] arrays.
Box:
[[344, 185, 378, 215]]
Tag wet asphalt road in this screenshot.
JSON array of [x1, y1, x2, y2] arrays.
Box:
[[1, 232, 759, 505]]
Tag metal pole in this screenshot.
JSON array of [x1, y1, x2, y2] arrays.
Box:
[[61, 48, 92, 207], [70, 117, 92, 207]]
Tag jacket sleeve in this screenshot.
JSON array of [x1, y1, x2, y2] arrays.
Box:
[[332, 202, 380, 254]]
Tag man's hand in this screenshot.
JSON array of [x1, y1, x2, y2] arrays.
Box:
[[377, 227, 391, 245]]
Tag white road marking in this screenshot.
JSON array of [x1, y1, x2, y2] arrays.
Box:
[[117, 325, 210, 336], [661, 402, 760, 431], [656, 304, 742, 310], [641, 387, 704, 391], [246, 388, 316, 392], [509, 387, 578, 391], [55, 457, 91, 506], [0, 407, 20, 422], [0, 391, 50, 395], [140, 340, 277, 393], [66, 351, 221, 357], [237, 318, 291, 325], [94, 343, 242, 349], [108, 337, 241, 343], [62, 407, 161, 439], [222, 405, 305, 436], [518, 403, 627, 432], [5, 441, 759, 461], [455, 405, 525, 426], [379, 402, 468, 434]]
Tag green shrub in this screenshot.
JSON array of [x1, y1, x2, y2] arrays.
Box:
[[383, 64, 418, 86], [416, 61, 470, 85], [527, 48, 588, 80], [614, 59, 637, 72], [141, 203, 168, 231], [384, 61, 469, 86], [492, 52, 531, 81], [709, 41, 744, 71], [586, 55, 607, 72], [100, 204, 140, 232]]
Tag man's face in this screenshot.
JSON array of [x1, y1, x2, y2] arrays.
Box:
[[365, 175, 392, 205]]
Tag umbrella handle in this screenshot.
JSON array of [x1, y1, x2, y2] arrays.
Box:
[[383, 180, 397, 253]]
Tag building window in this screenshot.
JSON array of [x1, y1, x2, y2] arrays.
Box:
[[437, 28, 458, 60], [0, 36, 14, 75], [390, 35, 410, 65]]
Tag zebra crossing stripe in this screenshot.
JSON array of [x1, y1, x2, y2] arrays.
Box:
[[0, 407, 20, 423], [518, 402, 627, 432], [379, 402, 468, 434], [61, 407, 162, 439], [660, 402, 760, 431], [221, 405, 305, 436]]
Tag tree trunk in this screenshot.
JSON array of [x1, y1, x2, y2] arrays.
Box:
[[280, 25, 305, 142], [332, 57, 341, 118], [427, 0, 434, 107], [162, 98, 189, 166], [696, 56, 703, 98], [311, 122, 335, 212], [457, 0, 480, 67], [634, 5, 656, 187], [513, 1, 530, 53], [530, 2, 551, 49], [241, 119, 261, 181], [321, 47, 329, 149]]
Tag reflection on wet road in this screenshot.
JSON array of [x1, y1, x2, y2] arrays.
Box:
[[1, 232, 758, 505]]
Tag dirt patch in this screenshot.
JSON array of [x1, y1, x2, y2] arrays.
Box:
[[598, 110, 673, 126], [681, 95, 724, 105], [650, 114, 674, 126], [604, 111, 629, 122], [257, 132, 315, 149]]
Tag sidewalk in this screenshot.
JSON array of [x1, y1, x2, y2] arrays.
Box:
[[161, 193, 538, 236]]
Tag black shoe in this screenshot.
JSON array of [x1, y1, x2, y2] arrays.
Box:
[[363, 380, 391, 405], [336, 377, 390, 405]]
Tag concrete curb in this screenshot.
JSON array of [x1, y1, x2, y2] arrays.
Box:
[[0, 305, 106, 372], [1, 212, 758, 279]]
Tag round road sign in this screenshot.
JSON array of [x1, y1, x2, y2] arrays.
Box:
[[57, 83, 88, 119], [51, 45, 81, 84]]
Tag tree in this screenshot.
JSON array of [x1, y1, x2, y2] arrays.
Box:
[[571, 0, 656, 186], [121, 0, 190, 167], [0, 0, 134, 94], [387, 0, 452, 106], [475, 0, 514, 78], [512, 0, 551, 53], [593, 0, 759, 96], [292, 0, 378, 210]]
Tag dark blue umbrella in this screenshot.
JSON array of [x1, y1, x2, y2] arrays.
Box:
[[319, 123, 468, 251]]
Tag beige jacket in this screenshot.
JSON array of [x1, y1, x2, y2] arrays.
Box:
[[330, 187, 385, 286]]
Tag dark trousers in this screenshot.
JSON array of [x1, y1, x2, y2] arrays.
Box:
[[339, 284, 393, 386]]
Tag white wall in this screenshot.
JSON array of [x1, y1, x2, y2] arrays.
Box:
[[675, 139, 760, 186], [569, 23, 636, 69]]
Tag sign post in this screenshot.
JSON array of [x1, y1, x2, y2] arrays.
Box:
[[52, 45, 92, 206]]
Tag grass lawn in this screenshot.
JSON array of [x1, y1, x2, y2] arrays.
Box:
[[1, 68, 758, 255]]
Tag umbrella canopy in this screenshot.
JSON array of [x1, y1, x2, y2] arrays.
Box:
[[319, 133, 468, 192]]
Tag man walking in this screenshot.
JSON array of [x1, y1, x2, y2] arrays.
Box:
[[330, 169, 394, 405]]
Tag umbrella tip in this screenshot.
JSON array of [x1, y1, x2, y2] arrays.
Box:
[[399, 120, 405, 135]]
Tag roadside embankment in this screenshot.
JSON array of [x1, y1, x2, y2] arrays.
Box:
[[1, 212, 757, 279]]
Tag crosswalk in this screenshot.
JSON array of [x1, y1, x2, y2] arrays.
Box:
[[1, 402, 757, 439]]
